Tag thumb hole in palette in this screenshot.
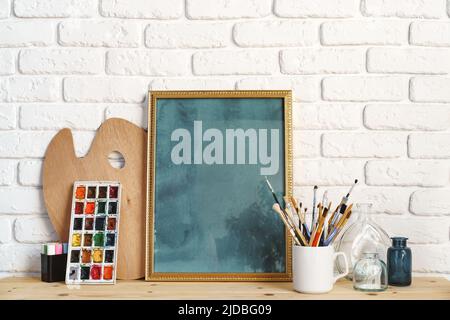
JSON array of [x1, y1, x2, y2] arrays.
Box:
[[108, 151, 125, 169]]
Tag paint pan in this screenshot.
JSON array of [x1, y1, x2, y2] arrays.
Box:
[[65, 181, 121, 285]]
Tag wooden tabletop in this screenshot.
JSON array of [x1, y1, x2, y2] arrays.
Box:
[[0, 277, 448, 300]]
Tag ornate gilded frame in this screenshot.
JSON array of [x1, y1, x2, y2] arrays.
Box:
[[146, 90, 293, 281]]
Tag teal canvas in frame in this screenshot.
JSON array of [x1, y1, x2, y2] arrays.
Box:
[[146, 91, 293, 281]]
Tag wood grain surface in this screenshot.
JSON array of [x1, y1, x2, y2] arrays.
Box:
[[42, 118, 147, 280], [0, 277, 448, 300]]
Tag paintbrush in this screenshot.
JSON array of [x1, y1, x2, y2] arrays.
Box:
[[324, 204, 353, 246], [324, 210, 352, 246], [321, 195, 330, 243], [265, 177, 307, 246], [309, 203, 323, 245], [327, 203, 341, 229], [329, 179, 358, 229], [297, 201, 303, 228], [346, 179, 358, 198], [309, 203, 322, 245], [290, 196, 303, 227], [322, 190, 328, 208], [290, 218, 309, 247], [273, 204, 308, 246], [284, 197, 305, 236], [334, 204, 353, 232], [321, 201, 332, 243], [288, 197, 311, 239], [311, 203, 330, 247], [265, 176, 283, 207], [272, 204, 301, 246], [311, 186, 318, 229], [283, 198, 298, 226], [290, 196, 300, 214], [281, 202, 309, 246], [303, 207, 308, 230]]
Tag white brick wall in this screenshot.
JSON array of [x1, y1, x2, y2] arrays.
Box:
[[321, 20, 408, 45], [281, 48, 365, 74], [367, 48, 450, 74], [0, 160, 15, 186], [410, 77, 450, 102], [19, 49, 104, 75], [275, 0, 360, 18], [0, 50, 14, 75], [0, 21, 54, 47], [410, 21, 450, 46], [101, 0, 183, 19], [410, 189, 450, 215], [193, 50, 278, 75], [361, 0, 446, 18], [187, 0, 271, 19], [0, 77, 60, 102], [20, 105, 102, 130], [106, 50, 191, 76], [0, 0, 449, 278], [0, 0, 9, 19], [146, 23, 230, 49], [322, 76, 408, 102], [364, 104, 450, 131], [234, 21, 318, 47], [0, 105, 16, 129], [59, 21, 141, 47], [14, 0, 96, 18], [63, 77, 147, 102], [237, 77, 320, 102], [366, 160, 448, 187], [408, 134, 450, 158]]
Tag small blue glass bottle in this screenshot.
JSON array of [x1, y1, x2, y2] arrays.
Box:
[[387, 237, 412, 286]]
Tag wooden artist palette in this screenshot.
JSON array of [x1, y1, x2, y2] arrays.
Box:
[[43, 119, 147, 280]]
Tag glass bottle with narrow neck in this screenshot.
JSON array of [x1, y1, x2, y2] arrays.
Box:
[[334, 203, 390, 280], [387, 237, 412, 286]]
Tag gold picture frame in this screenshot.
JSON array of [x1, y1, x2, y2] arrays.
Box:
[[146, 90, 293, 281]]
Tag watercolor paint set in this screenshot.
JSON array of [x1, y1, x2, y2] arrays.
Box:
[[65, 181, 121, 284]]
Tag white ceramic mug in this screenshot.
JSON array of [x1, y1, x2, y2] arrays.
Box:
[[293, 245, 349, 294]]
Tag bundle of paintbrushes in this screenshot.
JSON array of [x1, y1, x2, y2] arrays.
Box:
[[265, 177, 358, 247]]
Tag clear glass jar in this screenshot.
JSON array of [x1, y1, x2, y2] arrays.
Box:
[[334, 203, 390, 279], [353, 253, 388, 292]]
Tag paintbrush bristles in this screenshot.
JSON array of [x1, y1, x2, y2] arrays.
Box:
[[272, 204, 301, 246], [329, 203, 353, 236], [311, 186, 318, 226], [322, 190, 328, 208], [311, 205, 329, 246], [327, 208, 353, 245], [288, 197, 305, 225], [269, 179, 358, 247], [272, 203, 308, 246], [272, 203, 282, 213], [309, 203, 323, 243], [283, 196, 291, 208], [337, 204, 353, 228], [290, 196, 299, 210], [270, 179, 363, 247], [284, 202, 296, 222]]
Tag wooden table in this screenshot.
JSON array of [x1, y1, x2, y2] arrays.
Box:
[[0, 277, 448, 300]]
